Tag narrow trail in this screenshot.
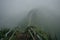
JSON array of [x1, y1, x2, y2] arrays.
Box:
[[4, 9, 45, 40]]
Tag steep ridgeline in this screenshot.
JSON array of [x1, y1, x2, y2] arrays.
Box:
[[0, 8, 58, 40]]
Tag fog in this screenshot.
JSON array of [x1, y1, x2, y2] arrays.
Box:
[[0, 0, 60, 40]]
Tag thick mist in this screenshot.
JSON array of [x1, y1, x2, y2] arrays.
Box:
[[0, 0, 60, 28], [0, 0, 60, 40]]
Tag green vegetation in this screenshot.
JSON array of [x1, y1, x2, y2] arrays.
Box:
[[0, 25, 57, 40]]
